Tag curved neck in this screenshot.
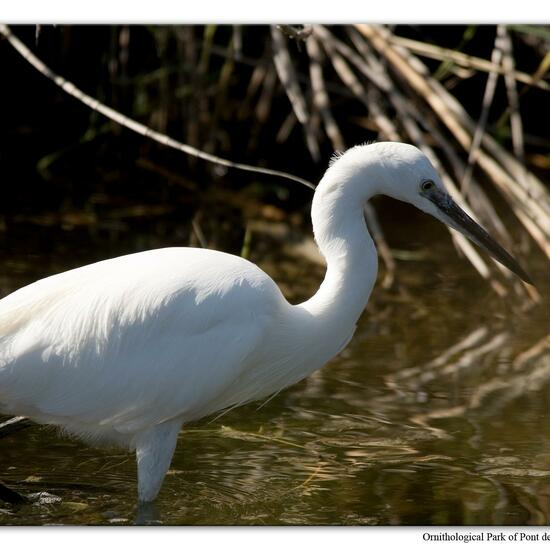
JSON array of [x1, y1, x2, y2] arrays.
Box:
[[297, 167, 378, 328]]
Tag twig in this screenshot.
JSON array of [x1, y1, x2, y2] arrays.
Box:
[[306, 35, 345, 151], [208, 43, 358, 101], [237, 62, 268, 120], [364, 203, 396, 289], [318, 33, 397, 141], [270, 25, 308, 124], [499, 25, 525, 165], [387, 34, 550, 92], [232, 25, 243, 61], [0, 24, 315, 191], [313, 26, 388, 91], [270, 25, 319, 161], [255, 64, 278, 123], [191, 214, 208, 248], [495, 52, 550, 131], [462, 28, 502, 194]]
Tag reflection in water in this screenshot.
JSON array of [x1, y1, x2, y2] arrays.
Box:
[[0, 214, 549, 525]]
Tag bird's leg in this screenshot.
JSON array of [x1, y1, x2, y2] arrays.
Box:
[[135, 418, 182, 503], [134, 500, 161, 526]]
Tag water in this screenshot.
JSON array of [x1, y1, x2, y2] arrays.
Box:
[[0, 208, 549, 525]]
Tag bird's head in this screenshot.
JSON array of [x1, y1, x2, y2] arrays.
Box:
[[328, 142, 533, 284]]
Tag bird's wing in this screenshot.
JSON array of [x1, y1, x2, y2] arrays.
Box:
[[0, 248, 283, 436]]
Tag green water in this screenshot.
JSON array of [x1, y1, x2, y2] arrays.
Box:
[[0, 211, 549, 525]]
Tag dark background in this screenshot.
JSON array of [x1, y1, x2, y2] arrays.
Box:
[[0, 25, 548, 277]]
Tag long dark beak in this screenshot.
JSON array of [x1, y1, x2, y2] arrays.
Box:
[[429, 190, 534, 285]]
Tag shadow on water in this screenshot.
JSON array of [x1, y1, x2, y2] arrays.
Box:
[[0, 201, 549, 526]]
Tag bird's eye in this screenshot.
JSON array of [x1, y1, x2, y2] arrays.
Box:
[[421, 180, 435, 192]]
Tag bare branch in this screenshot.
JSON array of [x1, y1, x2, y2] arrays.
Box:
[[0, 24, 316, 191], [387, 33, 550, 92], [306, 35, 345, 151], [462, 28, 502, 193]]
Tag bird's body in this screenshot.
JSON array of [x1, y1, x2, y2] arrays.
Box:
[[2, 249, 276, 438], [0, 246, 362, 443], [0, 143, 530, 502]]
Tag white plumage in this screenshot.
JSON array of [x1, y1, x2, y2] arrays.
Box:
[[0, 142, 530, 502]]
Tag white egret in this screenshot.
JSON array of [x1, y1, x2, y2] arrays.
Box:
[[0, 142, 531, 503]]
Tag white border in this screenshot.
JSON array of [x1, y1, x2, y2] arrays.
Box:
[[0, 0, 550, 23], [3, 526, 550, 549]]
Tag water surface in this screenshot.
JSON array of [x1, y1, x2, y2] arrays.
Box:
[[0, 210, 549, 525]]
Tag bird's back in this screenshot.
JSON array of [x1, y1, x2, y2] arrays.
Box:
[[0, 247, 287, 444]]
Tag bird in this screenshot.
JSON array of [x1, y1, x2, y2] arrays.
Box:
[[0, 142, 532, 504]]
